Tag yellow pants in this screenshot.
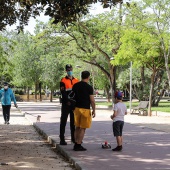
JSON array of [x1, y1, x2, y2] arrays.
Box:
[[74, 107, 92, 128]]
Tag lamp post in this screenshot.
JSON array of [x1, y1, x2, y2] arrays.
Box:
[[129, 61, 132, 113], [75, 65, 82, 80], [110, 57, 116, 100]]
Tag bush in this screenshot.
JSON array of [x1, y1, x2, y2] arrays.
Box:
[[15, 90, 24, 95], [15, 95, 23, 101], [31, 91, 46, 95]]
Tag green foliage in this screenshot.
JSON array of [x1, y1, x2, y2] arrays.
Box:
[[0, 0, 122, 31], [112, 28, 161, 67], [15, 89, 24, 95], [1, 1, 170, 106], [0, 32, 15, 83]]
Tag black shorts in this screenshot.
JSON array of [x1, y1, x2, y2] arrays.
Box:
[[112, 121, 124, 137]]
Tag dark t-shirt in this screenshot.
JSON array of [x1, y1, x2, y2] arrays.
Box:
[[72, 81, 93, 109]]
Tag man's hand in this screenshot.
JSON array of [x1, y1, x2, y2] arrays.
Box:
[[14, 103, 18, 108], [92, 111, 96, 118], [67, 101, 71, 106], [110, 115, 113, 120]]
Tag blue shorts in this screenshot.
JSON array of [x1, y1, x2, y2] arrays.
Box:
[[112, 121, 124, 136]]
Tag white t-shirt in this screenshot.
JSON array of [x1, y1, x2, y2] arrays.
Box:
[[113, 102, 127, 122]]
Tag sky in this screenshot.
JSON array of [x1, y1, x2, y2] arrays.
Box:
[[6, 2, 111, 34]]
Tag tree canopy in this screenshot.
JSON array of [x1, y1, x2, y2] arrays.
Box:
[[0, 0, 122, 31]]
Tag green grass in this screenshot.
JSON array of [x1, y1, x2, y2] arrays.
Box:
[[96, 100, 170, 113], [96, 102, 112, 106]]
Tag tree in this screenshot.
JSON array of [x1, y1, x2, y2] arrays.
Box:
[[0, 0, 122, 31], [113, 27, 165, 116], [11, 20, 77, 102], [142, 0, 170, 90], [0, 32, 15, 84], [48, 8, 124, 102]]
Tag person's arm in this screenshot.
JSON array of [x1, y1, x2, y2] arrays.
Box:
[[125, 106, 127, 115], [60, 81, 68, 103], [11, 89, 18, 108], [111, 110, 118, 119], [90, 95, 96, 118], [0, 90, 2, 99], [110, 104, 118, 120]]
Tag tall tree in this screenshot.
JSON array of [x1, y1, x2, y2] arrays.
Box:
[[113, 28, 165, 116], [0, 0, 122, 31], [0, 32, 15, 84], [142, 0, 170, 89], [49, 7, 124, 102]]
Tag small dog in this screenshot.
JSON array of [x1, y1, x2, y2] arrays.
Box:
[[36, 115, 41, 122]]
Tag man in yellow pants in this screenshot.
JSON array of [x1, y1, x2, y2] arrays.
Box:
[[72, 71, 96, 151]]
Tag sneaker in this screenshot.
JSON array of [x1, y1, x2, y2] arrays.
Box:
[[74, 145, 87, 151], [6, 121, 10, 125], [71, 139, 75, 143], [4, 121, 7, 124], [112, 146, 122, 151], [60, 140, 67, 145], [73, 143, 78, 150]]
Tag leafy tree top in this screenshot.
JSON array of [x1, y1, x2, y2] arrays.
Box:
[[0, 0, 122, 31]]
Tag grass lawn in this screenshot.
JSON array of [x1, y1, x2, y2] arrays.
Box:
[[96, 100, 170, 113]]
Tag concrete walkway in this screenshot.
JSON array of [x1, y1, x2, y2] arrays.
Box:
[[16, 101, 170, 170]]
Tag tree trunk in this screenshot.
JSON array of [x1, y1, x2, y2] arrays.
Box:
[[164, 54, 170, 86], [39, 82, 42, 101], [24, 87, 27, 94], [27, 87, 29, 101], [105, 87, 110, 102], [148, 71, 156, 116], [140, 66, 145, 90], [35, 82, 38, 102], [151, 70, 165, 106], [50, 90, 53, 102]]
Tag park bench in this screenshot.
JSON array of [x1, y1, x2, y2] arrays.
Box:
[[131, 101, 149, 116]]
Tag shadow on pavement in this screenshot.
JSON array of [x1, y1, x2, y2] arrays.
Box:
[[33, 120, 170, 170]]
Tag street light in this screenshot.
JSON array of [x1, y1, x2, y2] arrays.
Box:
[[75, 65, 81, 68], [110, 57, 116, 98], [129, 61, 132, 113], [90, 65, 95, 90], [75, 65, 82, 80]]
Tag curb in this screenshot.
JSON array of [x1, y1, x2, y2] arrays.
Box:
[[16, 107, 84, 170], [33, 123, 84, 170]]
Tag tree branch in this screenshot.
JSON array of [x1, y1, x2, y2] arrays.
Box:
[[78, 22, 111, 62]]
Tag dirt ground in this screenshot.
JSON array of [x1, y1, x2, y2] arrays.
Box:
[[0, 122, 75, 170]]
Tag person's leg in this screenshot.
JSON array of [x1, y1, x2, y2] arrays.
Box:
[[69, 110, 75, 143], [74, 127, 80, 143], [6, 105, 11, 124], [77, 128, 85, 144], [116, 136, 122, 146], [119, 121, 124, 147], [74, 127, 86, 151], [2, 105, 7, 123], [73, 108, 80, 144], [60, 104, 69, 145], [74, 110, 91, 151], [120, 136, 123, 145], [112, 121, 123, 151]]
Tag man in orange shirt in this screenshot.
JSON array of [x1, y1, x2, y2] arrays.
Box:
[[59, 64, 79, 145]]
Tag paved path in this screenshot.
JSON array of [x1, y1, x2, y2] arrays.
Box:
[[15, 100, 170, 170], [0, 104, 75, 170]]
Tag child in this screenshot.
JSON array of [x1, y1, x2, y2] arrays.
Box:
[[110, 91, 127, 151]]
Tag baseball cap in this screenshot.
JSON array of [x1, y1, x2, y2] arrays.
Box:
[[3, 82, 8, 86], [65, 64, 72, 70], [115, 91, 123, 99]]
